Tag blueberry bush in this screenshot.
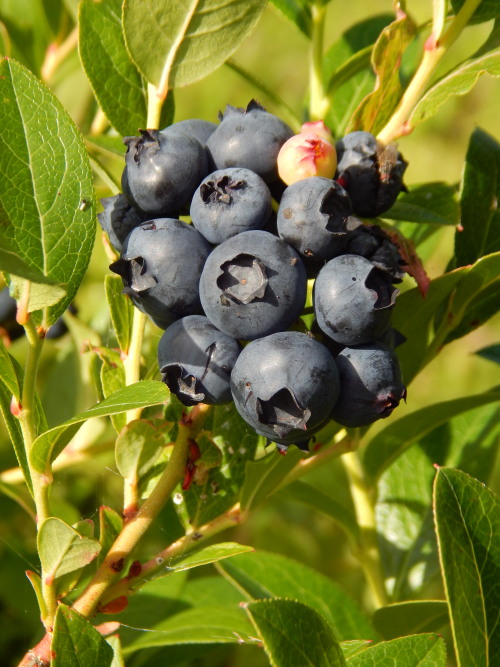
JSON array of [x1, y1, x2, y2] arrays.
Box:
[[0, 1, 499, 665]]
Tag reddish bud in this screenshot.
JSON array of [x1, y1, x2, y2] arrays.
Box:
[[99, 596, 128, 614], [10, 395, 22, 416], [127, 560, 142, 579], [300, 120, 333, 142], [277, 132, 337, 186]]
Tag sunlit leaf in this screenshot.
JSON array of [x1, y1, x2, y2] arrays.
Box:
[[52, 604, 114, 667]]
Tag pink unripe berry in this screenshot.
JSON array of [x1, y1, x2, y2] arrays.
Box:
[[277, 131, 337, 186], [300, 120, 333, 142]]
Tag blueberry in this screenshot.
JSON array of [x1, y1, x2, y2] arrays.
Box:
[[0, 287, 23, 343], [122, 129, 208, 216], [335, 131, 407, 217], [190, 167, 272, 244], [110, 218, 212, 329], [162, 118, 218, 146], [331, 343, 406, 427], [314, 254, 398, 345], [277, 176, 361, 260], [206, 100, 294, 183], [230, 331, 340, 443], [345, 224, 406, 282], [158, 315, 242, 406], [199, 230, 307, 340], [97, 194, 148, 253]]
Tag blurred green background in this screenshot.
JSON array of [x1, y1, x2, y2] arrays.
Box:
[[0, 1, 499, 664]]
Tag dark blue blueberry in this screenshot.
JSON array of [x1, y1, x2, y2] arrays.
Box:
[[190, 168, 272, 244], [277, 176, 361, 260], [162, 118, 217, 146], [122, 129, 208, 216], [199, 230, 307, 340], [336, 131, 407, 217], [206, 100, 294, 183], [158, 315, 242, 406], [331, 343, 406, 427], [97, 194, 149, 253], [230, 331, 340, 443], [0, 287, 23, 343], [110, 218, 212, 329], [314, 254, 398, 345], [345, 224, 406, 282]]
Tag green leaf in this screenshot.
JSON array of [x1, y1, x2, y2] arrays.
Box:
[[106, 635, 124, 667], [340, 641, 373, 659], [269, 0, 312, 37], [8, 277, 66, 313], [392, 267, 466, 383], [38, 517, 101, 581], [433, 0, 449, 42], [244, 598, 347, 667], [451, 0, 500, 25], [168, 542, 254, 572], [0, 337, 20, 399], [475, 343, 500, 364], [123, 0, 267, 90], [26, 569, 47, 619], [364, 387, 500, 483], [218, 551, 376, 641], [383, 182, 460, 225], [105, 274, 134, 354], [434, 468, 500, 666], [240, 446, 306, 512], [345, 633, 446, 666], [52, 603, 114, 667], [0, 58, 95, 326], [323, 15, 393, 136], [115, 419, 170, 482], [373, 601, 449, 640], [30, 380, 168, 473], [79, 0, 147, 135], [0, 479, 35, 520], [455, 128, 499, 267], [436, 252, 500, 345], [277, 480, 360, 543], [98, 505, 124, 566], [0, 235, 63, 284], [411, 49, 500, 129], [123, 605, 256, 651], [346, 16, 416, 135], [182, 403, 259, 527], [377, 403, 500, 600]]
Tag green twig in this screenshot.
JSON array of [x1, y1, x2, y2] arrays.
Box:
[[72, 406, 210, 618], [342, 449, 388, 609], [308, 2, 329, 120], [377, 0, 483, 143]]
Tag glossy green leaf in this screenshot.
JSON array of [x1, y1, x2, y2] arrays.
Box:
[[79, 0, 147, 135], [383, 182, 460, 225], [269, 0, 311, 37], [475, 343, 500, 364], [277, 480, 360, 543], [115, 419, 168, 482], [168, 542, 254, 573], [451, 0, 500, 25], [324, 15, 392, 136], [364, 387, 500, 483], [123, 605, 256, 651], [0, 58, 95, 326], [123, 0, 267, 90], [373, 601, 449, 640], [30, 380, 168, 473], [105, 274, 134, 355], [346, 16, 416, 135], [182, 403, 259, 527], [26, 569, 47, 619], [0, 235, 62, 284], [52, 603, 114, 667], [340, 641, 374, 659], [218, 551, 376, 641], [345, 633, 446, 666], [99, 349, 126, 432], [244, 598, 346, 667], [392, 266, 466, 383], [240, 446, 306, 512], [455, 128, 499, 267], [434, 468, 500, 666], [436, 252, 500, 344], [38, 517, 101, 580], [411, 49, 500, 130], [377, 402, 500, 600], [98, 505, 123, 566]]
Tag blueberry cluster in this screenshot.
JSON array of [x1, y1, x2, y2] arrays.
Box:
[[100, 101, 408, 449]]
